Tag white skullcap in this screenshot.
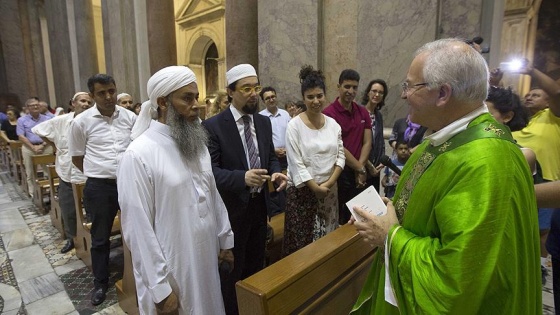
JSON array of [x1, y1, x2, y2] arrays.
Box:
[[131, 66, 197, 140], [116, 93, 131, 102], [226, 64, 257, 86], [72, 92, 89, 101]]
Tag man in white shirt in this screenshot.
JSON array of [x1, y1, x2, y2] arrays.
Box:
[[259, 86, 290, 216], [32, 92, 92, 254], [119, 65, 234, 315], [68, 74, 136, 306]]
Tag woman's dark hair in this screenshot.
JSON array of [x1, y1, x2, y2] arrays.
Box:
[[360, 79, 388, 109], [487, 86, 528, 132], [6, 108, 20, 119], [299, 65, 326, 96]]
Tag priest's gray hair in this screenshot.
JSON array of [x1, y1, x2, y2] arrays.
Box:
[[415, 38, 489, 103]]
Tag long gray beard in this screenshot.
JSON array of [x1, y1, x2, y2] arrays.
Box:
[[166, 104, 208, 160]]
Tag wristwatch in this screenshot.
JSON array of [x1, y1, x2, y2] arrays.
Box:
[[357, 167, 366, 175]]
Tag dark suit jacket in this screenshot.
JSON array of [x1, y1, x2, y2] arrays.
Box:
[[202, 108, 281, 224]]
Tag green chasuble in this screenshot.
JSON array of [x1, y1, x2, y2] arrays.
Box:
[[351, 114, 541, 315]]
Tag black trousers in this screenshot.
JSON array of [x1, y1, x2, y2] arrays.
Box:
[[83, 177, 120, 289], [221, 193, 267, 315], [58, 180, 77, 238], [337, 168, 366, 224]]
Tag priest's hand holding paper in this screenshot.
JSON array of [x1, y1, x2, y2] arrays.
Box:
[[351, 197, 399, 248]]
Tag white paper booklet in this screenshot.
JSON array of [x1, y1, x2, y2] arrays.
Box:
[[345, 185, 387, 221]]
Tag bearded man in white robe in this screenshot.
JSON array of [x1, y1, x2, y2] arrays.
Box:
[[118, 66, 234, 315]]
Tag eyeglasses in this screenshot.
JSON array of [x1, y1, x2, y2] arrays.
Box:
[[370, 90, 385, 95], [401, 82, 429, 94], [264, 95, 276, 102], [238, 85, 262, 94]]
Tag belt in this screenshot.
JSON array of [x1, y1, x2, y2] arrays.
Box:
[[250, 191, 262, 199], [87, 177, 117, 185]]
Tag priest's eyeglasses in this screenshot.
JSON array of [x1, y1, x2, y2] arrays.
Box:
[[401, 82, 429, 94], [238, 85, 263, 94]]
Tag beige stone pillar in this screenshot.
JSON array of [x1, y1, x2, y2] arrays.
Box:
[[72, 0, 99, 93], [43, 1, 75, 107], [102, 0, 141, 101]]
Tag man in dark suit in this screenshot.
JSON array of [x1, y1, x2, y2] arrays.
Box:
[[202, 64, 288, 315]]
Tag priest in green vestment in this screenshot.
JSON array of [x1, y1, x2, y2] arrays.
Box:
[[350, 39, 541, 315]]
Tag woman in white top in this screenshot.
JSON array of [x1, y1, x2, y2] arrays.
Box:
[[282, 65, 346, 256]]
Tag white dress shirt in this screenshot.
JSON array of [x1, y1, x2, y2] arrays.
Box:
[[259, 108, 290, 149], [68, 105, 136, 178], [32, 113, 86, 184]]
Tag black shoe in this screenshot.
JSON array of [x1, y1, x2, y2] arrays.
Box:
[[91, 287, 107, 306], [60, 239, 74, 254]]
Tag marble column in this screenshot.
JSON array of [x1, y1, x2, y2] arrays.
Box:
[[146, 0, 177, 73], [73, 0, 99, 93], [225, 0, 259, 72], [102, 0, 141, 101], [323, 0, 440, 124], [257, 0, 320, 106], [0, 0, 37, 106], [43, 1, 74, 107]]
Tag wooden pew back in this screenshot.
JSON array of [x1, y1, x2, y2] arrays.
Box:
[[46, 165, 64, 238], [31, 154, 57, 213], [8, 141, 23, 186], [236, 224, 375, 315]]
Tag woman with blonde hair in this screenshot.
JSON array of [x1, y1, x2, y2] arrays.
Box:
[[206, 90, 229, 118]]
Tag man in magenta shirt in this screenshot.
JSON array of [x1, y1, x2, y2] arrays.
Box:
[[323, 69, 372, 224]]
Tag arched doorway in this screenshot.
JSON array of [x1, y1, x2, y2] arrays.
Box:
[[204, 43, 219, 98]]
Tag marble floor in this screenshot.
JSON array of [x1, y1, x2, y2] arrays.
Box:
[[0, 169, 125, 315], [0, 165, 556, 314]]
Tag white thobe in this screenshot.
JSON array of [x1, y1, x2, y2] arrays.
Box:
[[117, 120, 234, 315], [32, 113, 86, 183]]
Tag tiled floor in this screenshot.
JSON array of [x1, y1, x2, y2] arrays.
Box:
[[0, 166, 556, 314], [0, 170, 125, 315]]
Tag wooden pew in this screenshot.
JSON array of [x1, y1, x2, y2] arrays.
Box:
[[115, 212, 139, 315], [72, 182, 121, 269], [8, 141, 24, 186], [236, 224, 375, 315], [267, 213, 285, 266], [31, 154, 57, 214], [46, 165, 64, 238], [0, 138, 9, 171]]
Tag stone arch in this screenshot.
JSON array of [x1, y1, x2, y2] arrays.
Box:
[[184, 27, 226, 103]]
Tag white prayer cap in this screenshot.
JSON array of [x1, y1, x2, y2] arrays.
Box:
[[131, 66, 197, 140], [72, 92, 89, 101], [226, 64, 257, 86], [116, 93, 131, 102]]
